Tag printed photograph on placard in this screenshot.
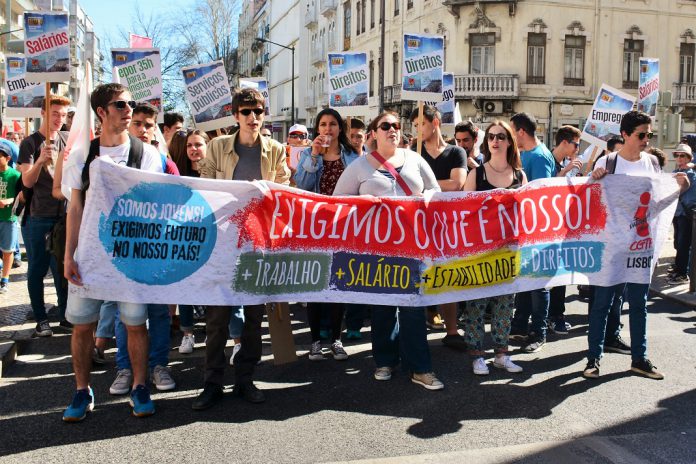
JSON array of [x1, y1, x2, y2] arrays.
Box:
[[401, 33, 444, 102]]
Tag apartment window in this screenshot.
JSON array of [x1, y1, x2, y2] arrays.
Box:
[[564, 35, 585, 86], [361, 0, 366, 33], [622, 39, 643, 88], [407, 0, 413, 9], [395, 0, 399, 16], [371, 0, 375, 28], [344, 2, 351, 40], [369, 59, 374, 96], [393, 51, 399, 84], [527, 33, 546, 84], [470, 33, 495, 74], [680, 43, 695, 83], [356, 2, 361, 35]]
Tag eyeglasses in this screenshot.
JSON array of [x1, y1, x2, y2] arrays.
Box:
[[239, 108, 265, 116], [487, 132, 508, 142], [637, 131, 654, 140], [107, 100, 136, 110], [377, 121, 401, 131], [288, 133, 307, 139], [674, 153, 691, 158]]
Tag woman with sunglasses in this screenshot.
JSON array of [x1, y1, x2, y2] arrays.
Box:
[[294, 108, 358, 362], [333, 111, 443, 390], [461, 120, 526, 376]]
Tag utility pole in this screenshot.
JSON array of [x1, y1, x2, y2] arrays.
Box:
[[378, 0, 386, 113]]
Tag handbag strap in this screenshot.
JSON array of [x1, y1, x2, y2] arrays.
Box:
[[370, 150, 413, 196]]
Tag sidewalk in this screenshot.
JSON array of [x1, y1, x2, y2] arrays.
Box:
[[649, 233, 696, 307]]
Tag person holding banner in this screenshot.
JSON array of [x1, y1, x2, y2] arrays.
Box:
[[462, 120, 527, 375], [333, 111, 444, 391]]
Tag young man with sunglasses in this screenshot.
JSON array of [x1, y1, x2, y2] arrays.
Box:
[[195, 88, 290, 410], [585, 110, 690, 380], [61, 83, 164, 422]]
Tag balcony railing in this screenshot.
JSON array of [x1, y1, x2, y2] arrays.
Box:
[[305, 94, 316, 108], [311, 42, 325, 66], [383, 85, 402, 105], [673, 82, 696, 105], [320, 0, 338, 16], [303, 6, 317, 28], [454, 74, 519, 98]]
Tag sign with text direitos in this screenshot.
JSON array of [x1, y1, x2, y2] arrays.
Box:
[[182, 61, 234, 132], [23, 11, 70, 82], [239, 78, 270, 116], [581, 84, 636, 150], [402, 33, 444, 102], [72, 159, 678, 306], [638, 58, 659, 117], [327, 52, 369, 116], [112, 49, 163, 122], [4, 54, 43, 118]]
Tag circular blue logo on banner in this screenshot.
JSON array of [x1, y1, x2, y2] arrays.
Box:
[[99, 182, 217, 285]]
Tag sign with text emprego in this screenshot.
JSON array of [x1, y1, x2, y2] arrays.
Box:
[[5, 54, 43, 118], [112, 48, 163, 123], [328, 52, 369, 116], [24, 11, 70, 82], [424, 72, 455, 126], [581, 84, 636, 150], [638, 58, 659, 117], [402, 33, 444, 102], [182, 61, 234, 132], [72, 159, 678, 306]]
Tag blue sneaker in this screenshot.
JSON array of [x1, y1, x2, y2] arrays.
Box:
[[63, 387, 94, 422], [129, 384, 155, 417]]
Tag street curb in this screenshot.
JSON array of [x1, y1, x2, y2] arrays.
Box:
[[649, 286, 696, 308], [0, 341, 17, 378]]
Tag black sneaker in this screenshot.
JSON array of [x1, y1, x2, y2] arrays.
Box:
[[667, 274, 689, 286], [34, 320, 53, 337], [192, 383, 224, 410], [12, 259, 21, 269], [605, 336, 631, 355], [92, 347, 106, 365], [441, 333, 468, 351], [233, 382, 265, 403], [59, 320, 74, 331], [583, 359, 600, 379], [631, 358, 664, 380]]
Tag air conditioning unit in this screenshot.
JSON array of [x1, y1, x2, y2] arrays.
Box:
[[483, 100, 503, 115]]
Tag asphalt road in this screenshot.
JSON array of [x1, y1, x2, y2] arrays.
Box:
[[0, 293, 695, 464]]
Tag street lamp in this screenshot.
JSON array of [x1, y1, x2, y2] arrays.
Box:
[[254, 37, 296, 126]]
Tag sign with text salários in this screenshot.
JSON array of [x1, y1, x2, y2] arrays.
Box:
[[424, 72, 455, 126], [182, 61, 234, 132], [327, 52, 369, 116], [73, 159, 678, 306], [239, 78, 270, 116], [638, 58, 659, 117], [402, 33, 444, 102], [23, 11, 70, 82], [5, 54, 43, 118], [581, 84, 636, 150], [112, 49, 163, 122]]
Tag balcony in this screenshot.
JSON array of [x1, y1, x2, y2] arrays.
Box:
[[327, 33, 337, 53], [454, 74, 519, 99], [311, 42, 325, 67], [317, 88, 328, 106], [303, 5, 317, 28], [320, 0, 338, 16], [305, 93, 316, 108], [673, 82, 696, 105], [383, 85, 402, 105]]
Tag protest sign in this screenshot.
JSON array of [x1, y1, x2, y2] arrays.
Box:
[[401, 33, 444, 102], [182, 61, 234, 132], [23, 11, 70, 82], [581, 84, 636, 150], [424, 72, 455, 125], [638, 58, 659, 117], [327, 52, 369, 116], [112, 48, 163, 122], [287, 145, 306, 170], [239, 78, 270, 115], [4, 54, 43, 118], [72, 159, 678, 306]]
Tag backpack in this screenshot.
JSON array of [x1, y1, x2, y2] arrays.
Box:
[[81, 134, 144, 191], [605, 151, 660, 174]]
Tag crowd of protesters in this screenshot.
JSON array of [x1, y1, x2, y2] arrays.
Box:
[[0, 84, 692, 423]]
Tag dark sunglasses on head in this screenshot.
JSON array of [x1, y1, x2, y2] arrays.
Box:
[[377, 121, 400, 131], [108, 100, 137, 110], [637, 131, 654, 140], [239, 108, 265, 116], [288, 133, 307, 139], [487, 132, 508, 142]]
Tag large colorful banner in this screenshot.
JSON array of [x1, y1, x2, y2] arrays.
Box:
[[72, 159, 678, 306], [327, 52, 369, 116], [182, 61, 234, 132], [4, 54, 43, 118], [239, 78, 270, 116], [638, 58, 659, 117], [402, 34, 444, 102], [581, 84, 636, 150], [24, 11, 70, 82], [112, 48, 163, 122], [424, 72, 455, 125]]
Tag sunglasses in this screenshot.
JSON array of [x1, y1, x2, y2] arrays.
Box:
[[674, 153, 691, 158], [570, 141, 580, 148], [377, 121, 401, 131], [288, 133, 307, 139], [176, 130, 189, 137], [637, 131, 654, 140], [487, 132, 508, 142], [239, 108, 265, 116], [108, 100, 137, 110]]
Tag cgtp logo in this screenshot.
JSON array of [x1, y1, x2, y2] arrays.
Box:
[[628, 192, 653, 251]]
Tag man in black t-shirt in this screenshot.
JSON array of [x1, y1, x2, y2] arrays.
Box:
[[410, 105, 468, 350]]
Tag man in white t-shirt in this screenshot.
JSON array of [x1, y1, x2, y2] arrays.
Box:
[[61, 83, 163, 422], [585, 110, 689, 381]]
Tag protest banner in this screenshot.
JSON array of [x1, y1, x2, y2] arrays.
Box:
[[182, 61, 234, 132], [638, 58, 659, 117], [401, 33, 444, 102], [327, 52, 369, 116], [4, 54, 43, 118], [72, 159, 678, 306], [239, 78, 270, 115], [581, 84, 636, 151], [112, 48, 163, 122], [23, 11, 70, 82]]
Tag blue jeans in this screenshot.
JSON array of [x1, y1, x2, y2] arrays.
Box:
[[115, 304, 171, 370], [179, 305, 195, 332], [371, 306, 432, 374], [673, 215, 692, 276], [588, 283, 648, 361], [95, 301, 117, 339], [22, 216, 67, 322], [511, 288, 550, 340]]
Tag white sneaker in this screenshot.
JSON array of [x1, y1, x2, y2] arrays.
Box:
[[152, 365, 176, 391], [229, 343, 241, 366], [493, 355, 523, 373], [374, 366, 393, 381], [330, 340, 348, 360], [472, 357, 490, 376], [109, 368, 133, 395], [179, 334, 195, 354]]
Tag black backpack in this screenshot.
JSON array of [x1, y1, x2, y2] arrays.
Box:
[[604, 151, 660, 174], [81, 134, 144, 191]]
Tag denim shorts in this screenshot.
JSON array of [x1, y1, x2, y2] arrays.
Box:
[[0, 220, 18, 253], [66, 292, 148, 326]]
